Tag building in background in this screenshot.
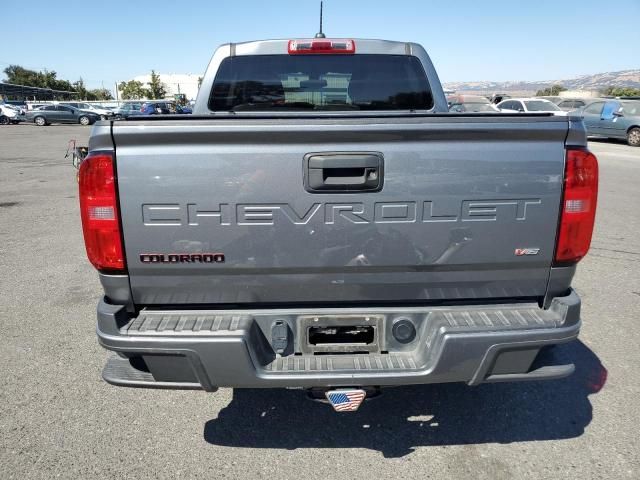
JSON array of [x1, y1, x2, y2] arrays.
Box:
[[118, 73, 201, 101], [558, 90, 601, 98]]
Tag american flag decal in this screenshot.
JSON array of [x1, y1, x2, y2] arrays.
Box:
[[325, 389, 366, 412]]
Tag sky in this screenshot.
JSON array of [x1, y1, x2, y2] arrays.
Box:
[[1, 0, 639, 91]]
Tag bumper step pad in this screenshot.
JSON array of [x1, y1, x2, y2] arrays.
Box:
[[122, 313, 252, 335], [265, 354, 418, 373]]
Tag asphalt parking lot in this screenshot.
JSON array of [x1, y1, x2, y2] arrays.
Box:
[[1, 123, 639, 479]]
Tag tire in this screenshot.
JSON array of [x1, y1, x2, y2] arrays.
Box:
[[627, 127, 640, 147], [79, 115, 91, 126], [34, 116, 46, 126], [114, 114, 123, 120], [0, 116, 9, 125]]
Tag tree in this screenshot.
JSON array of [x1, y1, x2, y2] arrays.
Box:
[[4, 65, 41, 86], [39, 69, 72, 91], [87, 88, 114, 100], [146, 70, 167, 99], [3, 65, 112, 99], [3, 64, 72, 91], [118, 80, 147, 99], [602, 86, 640, 97], [535, 84, 567, 96], [73, 78, 88, 99]]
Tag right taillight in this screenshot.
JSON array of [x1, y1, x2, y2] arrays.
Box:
[[78, 151, 126, 272], [555, 148, 599, 264]]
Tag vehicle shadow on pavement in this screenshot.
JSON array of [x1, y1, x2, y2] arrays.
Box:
[[203, 340, 606, 458]]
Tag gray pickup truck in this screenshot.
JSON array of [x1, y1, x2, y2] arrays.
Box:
[[79, 38, 598, 410]]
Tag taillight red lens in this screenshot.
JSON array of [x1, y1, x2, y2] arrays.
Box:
[[78, 152, 125, 272], [288, 39, 355, 54], [555, 148, 598, 264]]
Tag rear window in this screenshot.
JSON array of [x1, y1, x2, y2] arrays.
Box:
[[524, 100, 560, 111], [622, 102, 640, 115], [209, 54, 434, 112]]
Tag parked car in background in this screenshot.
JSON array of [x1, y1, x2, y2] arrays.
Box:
[[489, 93, 511, 104], [536, 96, 563, 105], [447, 94, 498, 113], [3, 100, 28, 112], [578, 99, 640, 146], [26, 103, 47, 110], [141, 101, 173, 114], [112, 102, 143, 120], [0, 104, 26, 124], [26, 104, 100, 126], [497, 98, 562, 113], [176, 104, 192, 114], [556, 98, 589, 111], [61, 102, 113, 119]]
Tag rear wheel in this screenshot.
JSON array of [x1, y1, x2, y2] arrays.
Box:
[[79, 115, 91, 126], [0, 116, 10, 125], [627, 127, 640, 147], [34, 116, 46, 126]]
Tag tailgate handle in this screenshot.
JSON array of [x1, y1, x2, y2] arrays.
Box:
[[304, 152, 384, 193]]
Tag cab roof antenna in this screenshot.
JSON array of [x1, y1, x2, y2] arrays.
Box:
[[315, 1, 326, 38]]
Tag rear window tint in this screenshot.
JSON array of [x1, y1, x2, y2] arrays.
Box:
[[209, 54, 433, 112]]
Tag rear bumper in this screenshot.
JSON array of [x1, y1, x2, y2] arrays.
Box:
[[97, 290, 581, 391]]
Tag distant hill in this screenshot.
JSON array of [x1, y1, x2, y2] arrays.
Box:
[[443, 69, 640, 94]]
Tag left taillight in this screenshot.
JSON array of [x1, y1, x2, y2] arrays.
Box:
[[78, 151, 125, 272]]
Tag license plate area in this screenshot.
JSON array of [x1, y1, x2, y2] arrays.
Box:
[[297, 315, 383, 354], [309, 325, 375, 345]]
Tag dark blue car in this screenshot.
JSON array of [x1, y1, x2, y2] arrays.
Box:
[[140, 102, 172, 115]]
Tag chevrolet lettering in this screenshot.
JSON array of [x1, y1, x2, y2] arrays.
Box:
[[141, 199, 543, 226]]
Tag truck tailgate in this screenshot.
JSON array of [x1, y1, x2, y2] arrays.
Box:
[[111, 115, 568, 305]]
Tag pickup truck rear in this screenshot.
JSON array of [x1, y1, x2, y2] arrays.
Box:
[[79, 38, 598, 409]]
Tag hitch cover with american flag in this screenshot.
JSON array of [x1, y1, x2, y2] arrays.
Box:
[[325, 389, 366, 412]]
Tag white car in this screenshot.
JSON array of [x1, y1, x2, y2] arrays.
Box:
[[0, 104, 26, 124], [496, 98, 563, 114], [60, 102, 113, 118]]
